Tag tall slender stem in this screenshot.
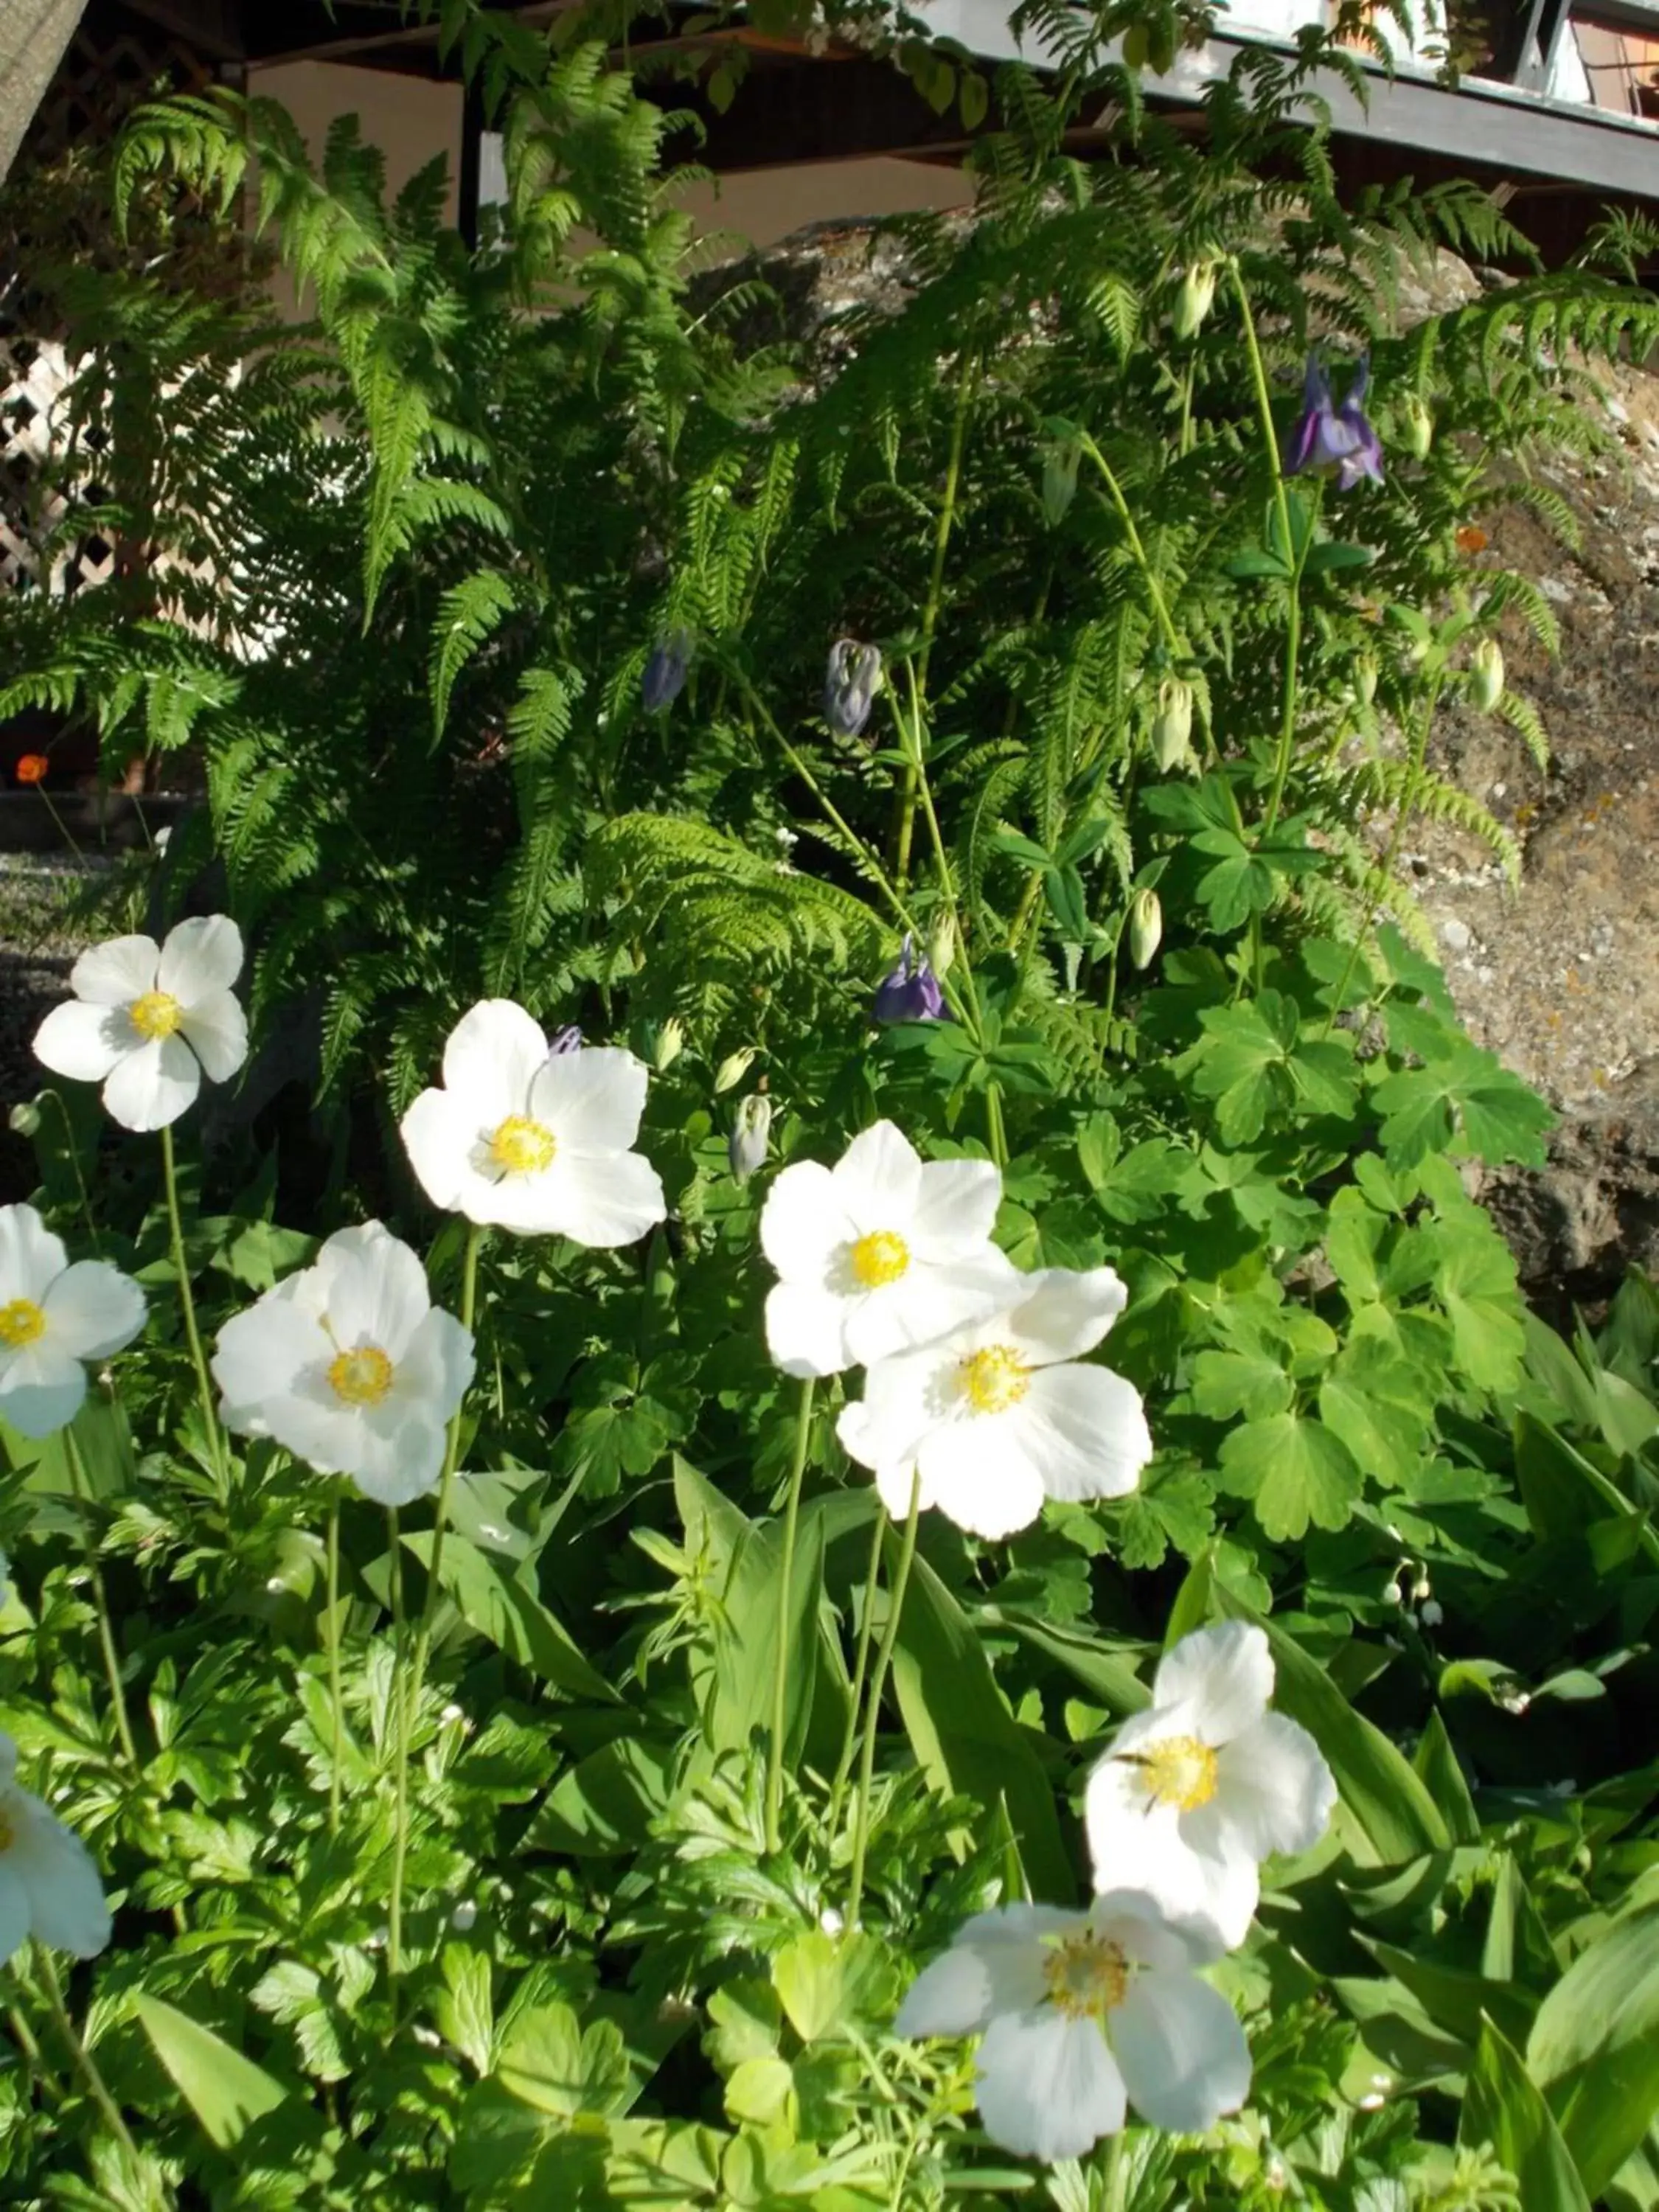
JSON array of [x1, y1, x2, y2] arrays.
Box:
[[826, 1505, 887, 1837], [1225, 260, 1302, 841], [62, 1430, 138, 1772], [32, 1943, 141, 2166], [408, 1223, 484, 1688], [846, 1472, 922, 1931], [385, 1505, 408, 1999], [764, 1375, 816, 1855], [325, 1494, 344, 1839], [159, 1122, 225, 1502]]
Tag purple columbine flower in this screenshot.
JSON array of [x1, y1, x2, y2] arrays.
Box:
[[642, 631, 692, 712], [549, 1024, 583, 1055], [873, 935, 945, 1024], [824, 640, 883, 737], [1284, 355, 1383, 491]]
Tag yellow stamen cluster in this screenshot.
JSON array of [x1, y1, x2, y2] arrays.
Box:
[[1135, 1734, 1219, 1812], [849, 1230, 910, 1288], [489, 1116, 557, 1176], [1043, 1931, 1130, 2020], [129, 990, 183, 1040], [0, 1299, 46, 1349], [960, 1343, 1030, 1415], [327, 1345, 395, 1407]]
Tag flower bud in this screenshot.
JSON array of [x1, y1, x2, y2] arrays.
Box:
[[1041, 437, 1082, 527], [873, 935, 945, 1024], [714, 1047, 757, 1094], [1151, 677, 1194, 772], [1354, 650, 1379, 708], [728, 1093, 773, 1183], [823, 640, 883, 738], [1172, 261, 1219, 342], [642, 630, 693, 712], [927, 911, 957, 981], [1127, 889, 1163, 970], [653, 1017, 685, 1073], [1470, 637, 1504, 712], [1418, 1599, 1443, 1628], [7, 1101, 41, 1137], [1399, 392, 1433, 461]]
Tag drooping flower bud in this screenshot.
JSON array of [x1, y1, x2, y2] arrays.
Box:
[[823, 640, 883, 738], [1470, 637, 1504, 712], [927, 910, 957, 981], [653, 1017, 685, 1073], [7, 1101, 41, 1138], [549, 1024, 583, 1056], [714, 1047, 757, 1095], [1042, 437, 1082, 527], [1399, 392, 1433, 461], [1354, 650, 1379, 708], [1151, 677, 1195, 772], [1172, 261, 1219, 342], [728, 1093, 773, 1184], [1127, 888, 1163, 970], [873, 934, 945, 1024], [642, 630, 693, 712]]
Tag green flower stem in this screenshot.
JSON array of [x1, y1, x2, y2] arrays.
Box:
[[764, 1374, 816, 1856], [159, 1122, 226, 1504], [846, 1470, 922, 1931], [62, 1429, 138, 1773], [325, 1492, 344, 1839], [32, 1941, 140, 2167], [826, 1504, 887, 1838], [1225, 260, 1302, 839], [385, 1504, 408, 2000], [387, 1222, 481, 2004], [985, 1081, 1009, 1170], [7, 1994, 62, 2102]]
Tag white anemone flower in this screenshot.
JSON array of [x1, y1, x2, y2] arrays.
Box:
[[895, 1891, 1251, 2163], [0, 1732, 112, 1962], [400, 1001, 666, 1245], [32, 917, 248, 1132], [211, 1222, 474, 1506], [1083, 1621, 1336, 1948], [0, 1204, 145, 1439], [759, 1121, 1016, 1378], [836, 1266, 1151, 1539]]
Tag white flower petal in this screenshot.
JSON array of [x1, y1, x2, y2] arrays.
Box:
[[1110, 1969, 1250, 2134], [1213, 1713, 1335, 1862], [0, 1862, 32, 1964], [158, 915, 243, 1005], [835, 1350, 939, 1473], [759, 1162, 854, 1285], [1090, 1890, 1225, 1974], [765, 1283, 850, 1378], [538, 1150, 665, 1248], [400, 1090, 477, 1215], [396, 1310, 475, 1424], [320, 1225, 432, 1359], [0, 1204, 69, 1304], [896, 1905, 1069, 2037], [529, 1046, 647, 1152], [212, 1301, 331, 1431], [976, 2009, 1127, 2162], [1086, 1756, 1261, 1940], [66, 935, 159, 1006], [874, 1455, 936, 1520], [341, 1410, 448, 1506], [439, 1000, 549, 1121], [834, 1121, 923, 1226], [1152, 1622, 1273, 1746], [102, 1033, 201, 1132], [921, 1419, 1046, 1540], [8, 1795, 111, 1958], [1004, 1266, 1128, 1365], [0, 1346, 88, 1438], [41, 1262, 145, 1360], [177, 990, 247, 1084], [907, 1155, 1002, 1257], [1020, 1363, 1151, 1503], [33, 1000, 129, 1084], [842, 1246, 1019, 1368]]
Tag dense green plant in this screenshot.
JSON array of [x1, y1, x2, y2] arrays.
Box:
[[1, 1, 1658, 2206]]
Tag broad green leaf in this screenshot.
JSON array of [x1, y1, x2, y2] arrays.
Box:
[[524, 1734, 675, 1856], [132, 1993, 288, 2149], [1192, 1347, 1293, 1422], [404, 1530, 615, 1704], [890, 1551, 1073, 1903], [1431, 1219, 1526, 1394], [1528, 1903, 1659, 2196], [1217, 1413, 1362, 1540], [1460, 2018, 1592, 2212], [771, 1930, 895, 2044], [438, 1945, 494, 2076], [495, 2003, 631, 2118], [1318, 1337, 1431, 1487], [1412, 1711, 1479, 1844]]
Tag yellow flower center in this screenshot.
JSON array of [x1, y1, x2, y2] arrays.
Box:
[[849, 1230, 910, 1289], [130, 990, 183, 1040], [961, 1343, 1030, 1414], [0, 1299, 46, 1349], [488, 1115, 557, 1177], [1134, 1733, 1220, 1812], [1042, 1931, 1130, 2021], [327, 1345, 394, 1407]]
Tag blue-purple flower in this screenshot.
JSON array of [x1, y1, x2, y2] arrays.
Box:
[[642, 631, 692, 712], [873, 936, 945, 1024], [1284, 356, 1383, 491], [824, 641, 883, 738]]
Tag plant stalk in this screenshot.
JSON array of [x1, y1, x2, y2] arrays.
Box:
[[846, 1472, 922, 1930], [159, 1121, 226, 1503], [326, 1492, 344, 1838], [32, 1942, 141, 2166], [62, 1428, 139, 1772], [764, 1374, 816, 1855], [826, 1505, 887, 1837]]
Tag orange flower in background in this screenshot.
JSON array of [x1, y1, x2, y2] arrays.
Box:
[[1456, 525, 1489, 555], [15, 754, 49, 786]]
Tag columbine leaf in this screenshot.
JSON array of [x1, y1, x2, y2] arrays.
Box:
[[1217, 1412, 1363, 1540]]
